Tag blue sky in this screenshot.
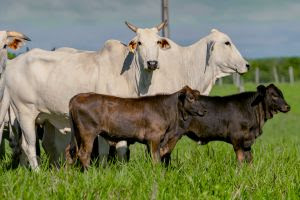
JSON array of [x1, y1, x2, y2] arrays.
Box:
[[0, 0, 299, 58]]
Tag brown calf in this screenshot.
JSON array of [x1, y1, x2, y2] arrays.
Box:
[[66, 86, 206, 169]]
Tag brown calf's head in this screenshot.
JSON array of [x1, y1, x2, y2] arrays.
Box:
[[252, 84, 290, 118], [178, 86, 207, 120]]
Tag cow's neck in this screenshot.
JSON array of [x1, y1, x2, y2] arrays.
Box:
[[0, 50, 7, 100], [181, 39, 218, 95], [253, 101, 266, 137], [0, 50, 7, 75], [132, 53, 153, 96]]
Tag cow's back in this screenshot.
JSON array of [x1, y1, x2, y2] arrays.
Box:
[[70, 92, 177, 142], [5, 42, 134, 115]]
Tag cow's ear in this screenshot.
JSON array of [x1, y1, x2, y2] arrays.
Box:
[[6, 31, 30, 50], [251, 85, 266, 106], [178, 86, 189, 120], [179, 85, 194, 102], [257, 85, 266, 96], [128, 40, 137, 53], [158, 38, 170, 50], [7, 38, 25, 50], [204, 40, 215, 73]]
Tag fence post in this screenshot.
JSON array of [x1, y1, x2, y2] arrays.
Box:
[[272, 66, 279, 83], [255, 67, 260, 84], [232, 74, 236, 85], [239, 76, 245, 92], [218, 78, 223, 86], [289, 66, 294, 84], [236, 73, 240, 87]]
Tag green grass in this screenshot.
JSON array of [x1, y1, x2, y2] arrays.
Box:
[[0, 83, 299, 199]]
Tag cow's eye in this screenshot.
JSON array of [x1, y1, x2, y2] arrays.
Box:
[[157, 41, 161, 44], [138, 41, 142, 45], [3, 44, 7, 49], [225, 41, 231, 46], [272, 95, 279, 100]]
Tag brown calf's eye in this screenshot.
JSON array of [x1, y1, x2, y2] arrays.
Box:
[[138, 41, 142, 45], [157, 41, 162, 44], [3, 44, 7, 49], [225, 41, 231, 46]]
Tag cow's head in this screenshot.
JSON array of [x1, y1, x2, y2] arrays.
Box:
[[205, 29, 249, 76], [252, 84, 290, 119], [0, 31, 30, 73], [178, 85, 206, 121], [126, 21, 171, 71]]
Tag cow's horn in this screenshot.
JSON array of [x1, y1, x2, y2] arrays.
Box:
[[6, 31, 31, 41], [156, 20, 167, 31], [125, 21, 138, 33], [211, 29, 219, 33]]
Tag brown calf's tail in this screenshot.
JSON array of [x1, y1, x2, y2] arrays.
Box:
[[65, 109, 78, 165]]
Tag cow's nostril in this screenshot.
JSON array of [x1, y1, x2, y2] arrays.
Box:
[[147, 61, 158, 66], [147, 61, 158, 70], [246, 64, 250, 69], [286, 105, 291, 110]]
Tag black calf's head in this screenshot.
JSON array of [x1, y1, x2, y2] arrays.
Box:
[[178, 86, 207, 120], [252, 84, 290, 118]]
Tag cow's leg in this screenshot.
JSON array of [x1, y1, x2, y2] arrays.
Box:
[[18, 112, 39, 170], [97, 136, 110, 165], [0, 122, 5, 159], [11, 122, 22, 168], [234, 148, 245, 164], [148, 140, 161, 164], [160, 133, 182, 166], [244, 147, 253, 163], [78, 134, 96, 169], [116, 141, 129, 162]]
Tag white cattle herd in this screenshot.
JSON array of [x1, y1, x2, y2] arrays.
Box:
[[0, 21, 249, 170]]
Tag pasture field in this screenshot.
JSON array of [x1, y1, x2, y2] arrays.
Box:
[[0, 83, 299, 200]]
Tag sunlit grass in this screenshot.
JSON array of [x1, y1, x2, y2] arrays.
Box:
[[0, 83, 299, 199]]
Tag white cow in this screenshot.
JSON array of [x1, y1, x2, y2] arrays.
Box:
[[0, 31, 30, 156], [0, 21, 171, 170]]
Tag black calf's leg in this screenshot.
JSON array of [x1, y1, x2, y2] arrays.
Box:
[[161, 153, 171, 166], [244, 147, 253, 163]]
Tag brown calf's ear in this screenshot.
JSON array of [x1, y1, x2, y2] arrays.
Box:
[[158, 38, 170, 50], [193, 89, 201, 96], [128, 40, 137, 53]]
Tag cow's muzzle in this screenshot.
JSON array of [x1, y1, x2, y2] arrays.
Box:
[[280, 104, 291, 113], [147, 60, 158, 70]]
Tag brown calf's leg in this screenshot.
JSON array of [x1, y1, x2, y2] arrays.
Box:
[[149, 140, 161, 164], [160, 134, 181, 166], [78, 134, 96, 170], [65, 144, 76, 165]]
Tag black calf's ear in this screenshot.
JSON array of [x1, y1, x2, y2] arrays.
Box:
[[251, 85, 266, 106], [257, 85, 266, 96]]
